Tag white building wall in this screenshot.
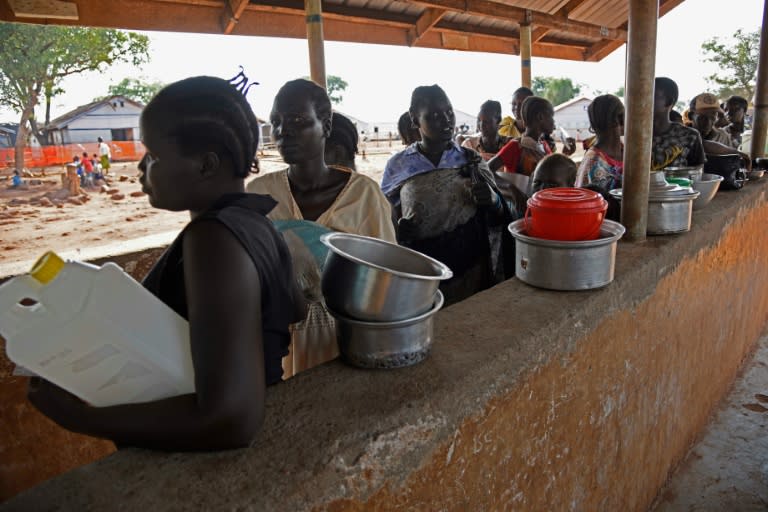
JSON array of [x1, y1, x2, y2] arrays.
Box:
[[63, 101, 142, 144], [554, 99, 592, 133]]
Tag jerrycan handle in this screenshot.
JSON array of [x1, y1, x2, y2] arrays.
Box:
[[0, 274, 48, 339]]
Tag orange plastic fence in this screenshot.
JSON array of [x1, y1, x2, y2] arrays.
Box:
[[0, 141, 144, 170]]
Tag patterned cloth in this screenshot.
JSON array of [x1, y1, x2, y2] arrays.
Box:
[[576, 146, 624, 193], [461, 135, 509, 162], [382, 141, 468, 204], [498, 116, 522, 138], [702, 127, 735, 147], [495, 136, 552, 176], [651, 123, 706, 171]]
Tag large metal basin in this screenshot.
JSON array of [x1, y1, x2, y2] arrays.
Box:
[[609, 188, 700, 235], [320, 233, 452, 322], [692, 173, 724, 210], [508, 219, 625, 291], [329, 291, 444, 369]]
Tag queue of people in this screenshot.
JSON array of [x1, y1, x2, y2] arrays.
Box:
[[25, 72, 758, 452]]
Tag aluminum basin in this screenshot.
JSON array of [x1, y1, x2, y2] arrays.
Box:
[[692, 173, 723, 210], [508, 219, 625, 291], [321, 233, 452, 322], [329, 291, 444, 369]]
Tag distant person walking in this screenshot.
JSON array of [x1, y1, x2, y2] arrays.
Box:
[[97, 137, 111, 174]]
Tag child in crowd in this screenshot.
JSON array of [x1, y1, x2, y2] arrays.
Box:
[[530, 154, 577, 194], [28, 75, 307, 451], [324, 112, 358, 171], [461, 100, 509, 163], [11, 169, 24, 188], [488, 96, 556, 176], [248, 78, 394, 379], [397, 111, 421, 146], [81, 151, 94, 187], [576, 94, 624, 194], [723, 95, 749, 147]]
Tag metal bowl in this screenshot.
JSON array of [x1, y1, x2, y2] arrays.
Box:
[[692, 173, 724, 210], [329, 291, 444, 369], [748, 169, 765, 181], [664, 165, 703, 182], [321, 233, 452, 322], [507, 219, 625, 290]]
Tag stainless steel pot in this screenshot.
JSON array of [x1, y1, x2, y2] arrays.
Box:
[[329, 291, 444, 369], [609, 175, 700, 234], [507, 219, 625, 291], [321, 233, 452, 322]]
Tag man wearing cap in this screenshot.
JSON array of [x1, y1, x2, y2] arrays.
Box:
[[689, 93, 734, 146], [689, 92, 752, 170]]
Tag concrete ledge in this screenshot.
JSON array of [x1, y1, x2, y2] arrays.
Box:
[[4, 182, 768, 510]]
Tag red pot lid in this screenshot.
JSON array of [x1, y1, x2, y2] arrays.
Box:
[[527, 187, 607, 210]]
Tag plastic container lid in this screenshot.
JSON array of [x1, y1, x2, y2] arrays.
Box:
[[30, 251, 65, 284], [527, 187, 607, 212]]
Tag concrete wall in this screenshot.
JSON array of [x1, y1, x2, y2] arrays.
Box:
[[554, 98, 592, 132], [3, 183, 768, 510]]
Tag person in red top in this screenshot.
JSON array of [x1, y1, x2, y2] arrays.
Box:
[[488, 96, 555, 176], [81, 151, 94, 186]]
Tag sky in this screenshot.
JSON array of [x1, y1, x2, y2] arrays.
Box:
[[0, 0, 764, 126]]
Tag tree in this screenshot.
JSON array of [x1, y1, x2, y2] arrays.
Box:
[[302, 74, 348, 105], [327, 75, 348, 105], [531, 76, 581, 107], [100, 77, 164, 105], [613, 86, 625, 98], [702, 29, 759, 101], [0, 23, 149, 171]]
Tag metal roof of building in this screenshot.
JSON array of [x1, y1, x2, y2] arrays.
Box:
[[1, 0, 687, 61]]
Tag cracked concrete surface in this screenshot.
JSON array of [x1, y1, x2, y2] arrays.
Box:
[[654, 334, 768, 512]]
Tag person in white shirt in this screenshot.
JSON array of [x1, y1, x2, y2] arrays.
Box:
[[97, 137, 111, 173]]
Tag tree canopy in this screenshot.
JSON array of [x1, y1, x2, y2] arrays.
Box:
[[531, 77, 581, 107], [302, 74, 348, 105], [100, 77, 164, 105], [701, 28, 759, 101], [0, 23, 149, 170]]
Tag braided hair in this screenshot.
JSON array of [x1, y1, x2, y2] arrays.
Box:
[[520, 96, 553, 127], [588, 94, 624, 134], [142, 75, 260, 177]]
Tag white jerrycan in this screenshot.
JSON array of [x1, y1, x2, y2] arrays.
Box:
[[0, 252, 194, 407]]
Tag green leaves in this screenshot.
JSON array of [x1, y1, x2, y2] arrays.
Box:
[[101, 77, 165, 104], [701, 28, 759, 101], [531, 76, 582, 107]]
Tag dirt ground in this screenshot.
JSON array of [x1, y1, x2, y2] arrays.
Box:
[[0, 144, 398, 276]]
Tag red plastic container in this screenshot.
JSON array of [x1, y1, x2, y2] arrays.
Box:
[[525, 188, 608, 241]]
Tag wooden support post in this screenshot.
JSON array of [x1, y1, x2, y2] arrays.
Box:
[[620, 0, 658, 242], [305, 0, 327, 89], [520, 12, 532, 89], [751, 0, 768, 160]]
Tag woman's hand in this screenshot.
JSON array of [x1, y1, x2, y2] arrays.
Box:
[[28, 377, 90, 431]]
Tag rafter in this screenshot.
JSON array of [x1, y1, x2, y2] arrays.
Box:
[[221, 0, 250, 34], [583, 38, 624, 62], [407, 7, 447, 46], [531, 27, 549, 42], [411, 0, 627, 41]]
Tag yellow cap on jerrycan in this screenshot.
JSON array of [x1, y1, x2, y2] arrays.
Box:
[[29, 251, 65, 284]]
